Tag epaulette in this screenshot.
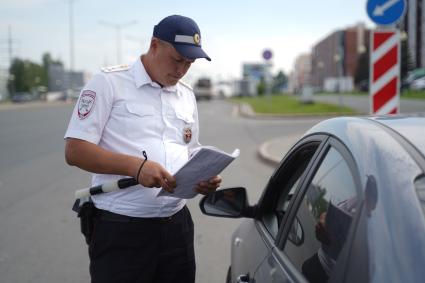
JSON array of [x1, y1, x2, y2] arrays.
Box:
[[101, 64, 130, 73], [178, 80, 193, 91]]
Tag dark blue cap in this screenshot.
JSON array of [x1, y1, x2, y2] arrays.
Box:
[[153, 15, 211, 61]]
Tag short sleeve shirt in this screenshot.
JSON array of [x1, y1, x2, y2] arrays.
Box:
[[64, 59, 200, 217]]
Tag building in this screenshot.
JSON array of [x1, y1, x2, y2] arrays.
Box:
[[288, 53, 311, 93], [401, 0, 425, 69], [310, 23, 369, 92], [48, 62, 84, 92]]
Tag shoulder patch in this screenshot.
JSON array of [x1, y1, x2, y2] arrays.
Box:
[[178, 80, 193, 91], [77, 90, 96, 119], [101, 64, 130, 73]]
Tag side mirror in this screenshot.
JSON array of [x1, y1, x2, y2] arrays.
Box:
[[199, 187, 252, 218]]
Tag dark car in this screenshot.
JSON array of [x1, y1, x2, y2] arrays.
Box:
[[11, 92, 33, 103], [200, 116, 425, 283]]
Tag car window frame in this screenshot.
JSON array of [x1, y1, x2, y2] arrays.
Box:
[[254, 134, 329, 249], [273, 136, 363, 282]]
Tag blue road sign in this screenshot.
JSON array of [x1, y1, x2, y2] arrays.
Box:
[[367, 0, 406, 26]]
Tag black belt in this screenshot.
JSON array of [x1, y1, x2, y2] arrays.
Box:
[[94, 207, 182, 223]]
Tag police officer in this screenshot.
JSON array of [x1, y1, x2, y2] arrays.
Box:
[[64, 15, 221, 283]]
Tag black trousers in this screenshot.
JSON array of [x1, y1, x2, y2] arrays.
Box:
[[88, 206, 195, 283]]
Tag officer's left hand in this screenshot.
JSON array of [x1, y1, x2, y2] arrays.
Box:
[[195, 175, 222, 195]]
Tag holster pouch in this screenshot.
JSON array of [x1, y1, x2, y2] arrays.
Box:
[[72, 198, 96, 245]]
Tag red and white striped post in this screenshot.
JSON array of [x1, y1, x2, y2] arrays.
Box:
[[370, 29, 400, 114]]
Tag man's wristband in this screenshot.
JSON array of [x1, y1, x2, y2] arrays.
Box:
[[136, 151, 148, 182]]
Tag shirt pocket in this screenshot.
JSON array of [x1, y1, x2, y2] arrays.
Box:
[[174, 109, 195, 124], [124, 103, 157, 139]]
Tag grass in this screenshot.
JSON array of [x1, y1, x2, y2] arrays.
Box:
[[400, 89, 425, 99], [317, 90, 425, 99], [232, 95, 356, 115], [316, 91, 368, 96]]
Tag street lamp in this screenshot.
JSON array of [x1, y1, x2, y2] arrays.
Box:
[[317, 61, 324, 92], [99, 20, 138, 64], [333, 53, 344, 108]]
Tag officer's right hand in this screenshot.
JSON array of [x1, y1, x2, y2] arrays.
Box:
[[136, 160, 176, 193]]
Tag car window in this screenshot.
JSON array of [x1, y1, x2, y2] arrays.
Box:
[[261, 142, 319, 239], [283, 147, 358, 283]]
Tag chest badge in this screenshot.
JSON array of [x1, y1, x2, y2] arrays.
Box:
[[183, 127, 192, 144]]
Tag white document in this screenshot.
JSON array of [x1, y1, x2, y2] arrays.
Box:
[[157, 146, 240, 199]]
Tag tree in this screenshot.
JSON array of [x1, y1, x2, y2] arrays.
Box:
[[355, 49, 369, 87], [8, 58, 45, 94], [272, 70, 288, 93], [400, 39, 414, 80], [7, 53, 62, 96], [257, 77, 266, 96]]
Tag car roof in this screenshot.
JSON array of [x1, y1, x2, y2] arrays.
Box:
[[305, 115, 425, 161], [370, 115, 425, 158]]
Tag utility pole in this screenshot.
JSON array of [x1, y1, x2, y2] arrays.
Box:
[[68, 0, 75, 72], [8, 25, 13, 67], [99, 20, 138, 64], [0, 25, 18, 99]]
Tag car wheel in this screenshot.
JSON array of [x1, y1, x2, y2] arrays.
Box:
[[226, 266, 231, 283]]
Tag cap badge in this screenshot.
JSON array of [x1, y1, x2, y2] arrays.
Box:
[[193, 33, 201, 45], [183, 127, 192, 143]]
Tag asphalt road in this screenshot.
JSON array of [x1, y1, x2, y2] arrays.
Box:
[[0, 100, 322, 283]]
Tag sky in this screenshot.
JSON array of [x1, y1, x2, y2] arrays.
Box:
[[0, 0, 374, 84]]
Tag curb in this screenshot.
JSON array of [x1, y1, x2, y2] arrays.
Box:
[[257, 139, 281, 166], [257, 135, 303, 167], [237, 102, 362, 119]]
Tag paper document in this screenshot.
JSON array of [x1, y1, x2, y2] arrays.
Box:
[[157, 146, 240, 199]]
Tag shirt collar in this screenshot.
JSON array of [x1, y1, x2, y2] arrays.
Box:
[[132, 58, 178, 93]]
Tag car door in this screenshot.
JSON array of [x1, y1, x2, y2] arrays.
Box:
[[230, 135, 326, 283], [253, 137, 362, 283]]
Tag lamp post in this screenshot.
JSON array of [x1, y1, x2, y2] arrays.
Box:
[[99, 20, 138, 64], [333, 53, 344, 109], [317, 61, 324, 92]]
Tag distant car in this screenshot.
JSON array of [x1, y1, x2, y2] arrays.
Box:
[[357, 79, 369, 92], [11, 92, 33, 103], [200, 116, 425, 283], [410, 77, 425, 90], [402, 68, 425, 90], [193, 78, 213, 100]]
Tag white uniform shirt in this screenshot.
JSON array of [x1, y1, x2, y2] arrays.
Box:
[[65, 58, 200, 217]]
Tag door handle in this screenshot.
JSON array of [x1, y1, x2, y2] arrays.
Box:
[[236, 274, 250, 283]]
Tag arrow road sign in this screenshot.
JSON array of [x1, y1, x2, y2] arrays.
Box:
[[367, 0, 406, 26]]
